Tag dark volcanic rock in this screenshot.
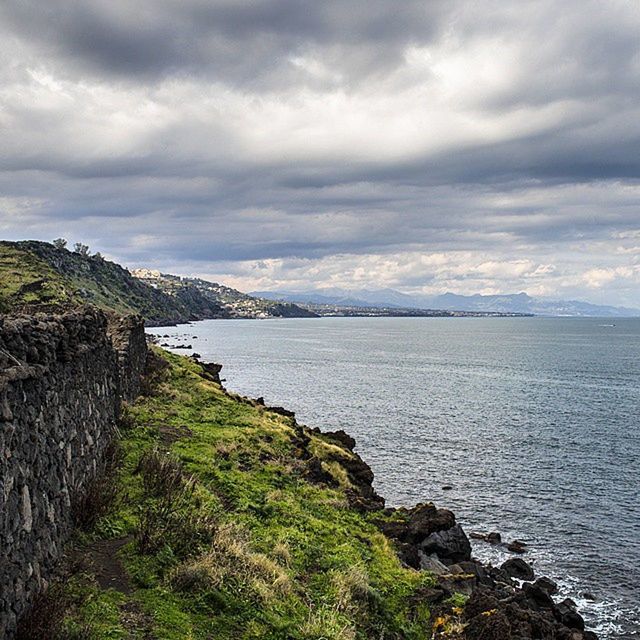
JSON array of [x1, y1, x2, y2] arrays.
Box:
[[487, 531, 502, 544], [534, 576, 559, 596], [463, 586, 593, 640], [410, 504, 456, 542], [378, 502, 455, 546], [555, 599, 586, 631], [470, 530, 502, 544], [419, 554, 450, 575], [501, 557, 535, 581], [456, 560, 497, 588], [507, 539, 528, 553], [339, 453, 385, 511], [324, 429, 356, 451], [420, 523, 472, 563], [199, 362, 223, 385], [464, 588, 502, 619], [465, 609, 512, 640], [523, 581, 556, 610]]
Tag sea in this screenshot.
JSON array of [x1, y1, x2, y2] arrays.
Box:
[[148, 316, 640, 638]]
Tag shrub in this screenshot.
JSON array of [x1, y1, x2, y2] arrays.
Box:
[[136, 448, 185, 500], [16, 585, 93, 640], [134, 449, 217, 558], [71, 440, 122, 531], [170, 524, 292, 603]]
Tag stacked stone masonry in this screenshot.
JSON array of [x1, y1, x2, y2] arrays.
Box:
[[0, 307, 147, 638]]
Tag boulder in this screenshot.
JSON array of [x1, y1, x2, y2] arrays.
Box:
[[469, 531, 502, 544], [456, 560, 495, 588], [420, 524, 471, 563], [555, 599, 586, 631], [487, 531, 502, 544], [523, 581, 556, 610], [507, 539, 528, 553], [408, 503, 455, 542], [501, 557, 535, 581], [534, 576, 558, 596], [419, 553, 450, 575], [377, 502, 454, 545]]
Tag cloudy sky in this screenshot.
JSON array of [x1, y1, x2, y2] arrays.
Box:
[[1, 1, 639, 305]]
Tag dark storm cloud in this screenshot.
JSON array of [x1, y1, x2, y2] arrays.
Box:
[[0, 0, 447, 85], [1, 0, 640, 304]]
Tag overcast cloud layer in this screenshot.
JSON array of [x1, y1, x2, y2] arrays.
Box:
[[1, 0, 640, 305]]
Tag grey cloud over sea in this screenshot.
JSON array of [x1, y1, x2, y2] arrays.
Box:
[[1, 0, 639, 305]]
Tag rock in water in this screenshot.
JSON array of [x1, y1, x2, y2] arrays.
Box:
[[487, 531, 502, 544], [507, 539, 528, 553]]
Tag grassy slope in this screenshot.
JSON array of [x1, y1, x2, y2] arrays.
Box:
[[0, 241, 306, 321], [0, 241, 207, 323], [49, 350, 441, 640], [0, 242, 78, 312]]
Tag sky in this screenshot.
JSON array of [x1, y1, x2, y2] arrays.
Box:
[[1, 1, 640, 306]]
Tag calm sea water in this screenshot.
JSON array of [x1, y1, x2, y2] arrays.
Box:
[[150, 317, 640, 638]]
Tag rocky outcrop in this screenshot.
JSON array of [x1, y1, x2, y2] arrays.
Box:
[[502, 557, 535, 581], [0, 307, 147, 639], [376, 502, 465, 568], [375, 499, 596, 639], [462, 585, 597, 640]]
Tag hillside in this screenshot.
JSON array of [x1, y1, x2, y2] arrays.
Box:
[[132, 269, 317, 319], [0, 241, 314, 323], [18, 349, 438, 639], [0, 240, 221, 324]]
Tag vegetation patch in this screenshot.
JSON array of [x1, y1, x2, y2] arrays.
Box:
[[21, 348, 438, 639]]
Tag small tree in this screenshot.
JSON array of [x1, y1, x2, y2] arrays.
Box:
[[73, 243, 90, 256], [52, 238, 67, 250], [93, 251, 104, 260]]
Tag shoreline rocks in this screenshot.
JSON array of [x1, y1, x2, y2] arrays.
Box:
[[323, 437, 597, 639]]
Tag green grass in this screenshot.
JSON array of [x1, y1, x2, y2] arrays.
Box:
[[0, 243, 76, 312], [0, 241, 195, 321], [47, 349, 439, 640]]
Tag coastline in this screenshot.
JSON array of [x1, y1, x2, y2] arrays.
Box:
[[147, 314, 640, 640], [0, 308, 606, 638], [158, 335, 600, 639]]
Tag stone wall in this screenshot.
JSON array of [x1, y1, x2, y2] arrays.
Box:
[[107, 312, 148, 402], [0, 307, 147, 638]]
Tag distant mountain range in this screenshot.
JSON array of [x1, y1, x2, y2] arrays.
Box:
[[251, 288, 640, 317]]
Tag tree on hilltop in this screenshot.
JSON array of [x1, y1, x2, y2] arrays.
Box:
[[52, 238, 67, 250], [73, 242, 90, 256]]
